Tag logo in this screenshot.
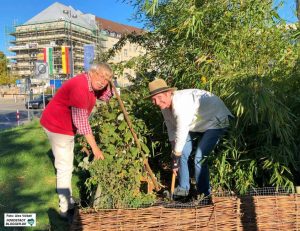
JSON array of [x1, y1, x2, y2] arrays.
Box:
[[27, 218, 35, 226], [4, 213, 36, 227]]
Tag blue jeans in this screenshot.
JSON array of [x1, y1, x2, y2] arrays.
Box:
[[178, 128, 226, 196]]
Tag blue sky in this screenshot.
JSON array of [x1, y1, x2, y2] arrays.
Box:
[[0, 0, 144, 55], [274, 0, 297, 23], [0, 0, 298, 55]]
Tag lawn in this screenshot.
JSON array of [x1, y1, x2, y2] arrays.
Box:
[[0, 120, 80, 230]]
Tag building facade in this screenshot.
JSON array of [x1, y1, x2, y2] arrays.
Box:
[[8, 2, 145, 86], [96, 17, 145, 86]]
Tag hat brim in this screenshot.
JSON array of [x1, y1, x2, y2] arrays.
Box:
[[144, 87, 177, 99]]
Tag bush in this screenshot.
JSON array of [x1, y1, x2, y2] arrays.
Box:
[[78, 93, 156, 208]]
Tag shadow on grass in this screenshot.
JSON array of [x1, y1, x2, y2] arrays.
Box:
[[0, 183, 55, 230], [0, 122, 70, 230], [46, 149, 55, 173], [47, 208, 70, 231], [0, 126, 43, 157]]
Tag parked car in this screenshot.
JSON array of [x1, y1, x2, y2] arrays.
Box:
[[25, 94, 52, 109]]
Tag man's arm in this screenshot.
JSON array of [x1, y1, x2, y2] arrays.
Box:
[[84, 133, 104, 160], [173, 95, 195, 154], [71, 107, 104, 160], [161, 109, 176, 142]]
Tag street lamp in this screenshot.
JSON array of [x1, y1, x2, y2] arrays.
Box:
[[63, 9, 77, 78]]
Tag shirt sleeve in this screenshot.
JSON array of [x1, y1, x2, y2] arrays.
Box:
[[173, 95, 196, 153], [71, 107, 92, 135], [161, 109, 176, 142]]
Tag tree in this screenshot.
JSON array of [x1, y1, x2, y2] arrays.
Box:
[[0, 52, 8, 84], [0, 51, 13, 85]]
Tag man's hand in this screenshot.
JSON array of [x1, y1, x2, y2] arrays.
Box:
[[84, 134, 104, 160], [173, 168, 179, 176], [171, 150, 181, 176], [92, 147, 105, 160], [171, 154, 180, 176]]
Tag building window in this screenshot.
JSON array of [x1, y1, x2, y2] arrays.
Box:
[[124, 49, 127, 57]]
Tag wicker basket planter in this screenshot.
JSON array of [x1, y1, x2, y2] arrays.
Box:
[[239, 194, 300, 230], [70, 194, 300, 231]]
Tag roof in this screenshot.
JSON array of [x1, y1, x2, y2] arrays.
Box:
[[25, 2, 97, 30], [96, 17, 143, 35], [23, 2, 143, 35]]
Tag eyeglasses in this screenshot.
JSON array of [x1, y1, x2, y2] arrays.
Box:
[[94, 71, 112, 82]]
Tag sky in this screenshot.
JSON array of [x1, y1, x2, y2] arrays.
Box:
[[0, 0, 144, 55], [0, 0, 298, 55]]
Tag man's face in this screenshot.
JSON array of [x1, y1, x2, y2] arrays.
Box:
[[90, 70, 110, 91], [151, 91, 172, 110]]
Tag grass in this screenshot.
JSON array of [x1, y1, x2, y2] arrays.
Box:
[[0, 120, 80, 230]]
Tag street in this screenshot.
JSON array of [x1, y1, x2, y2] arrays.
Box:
[[0, 98, 42, 130]]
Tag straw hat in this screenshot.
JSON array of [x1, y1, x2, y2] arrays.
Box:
[[146, 79, 177, 98]]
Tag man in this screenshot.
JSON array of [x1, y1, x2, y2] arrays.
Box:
[[147, 78, 232, 198], [40, 63, 113, 218]]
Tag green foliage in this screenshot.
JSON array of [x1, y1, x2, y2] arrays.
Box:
[[113, 0, 300, 194], [78, 94, 156, 208], [0, 51, 9, 85], [0, 51, 17, 85]]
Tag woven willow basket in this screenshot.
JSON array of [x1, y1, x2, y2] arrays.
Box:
[[239, 194, 300, 230], [70, 193, 300, 230]]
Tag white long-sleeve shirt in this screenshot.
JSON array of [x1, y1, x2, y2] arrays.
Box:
[[161, 89, 233, 153]]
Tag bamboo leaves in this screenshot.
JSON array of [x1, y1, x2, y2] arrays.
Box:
[[109, 0, 300, 194]]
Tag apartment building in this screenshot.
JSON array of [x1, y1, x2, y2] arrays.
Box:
[[96, 17, 145, 86], [8, 2, 145, 86]]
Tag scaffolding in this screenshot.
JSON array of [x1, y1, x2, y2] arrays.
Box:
[[6, 19, 106, 78]]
